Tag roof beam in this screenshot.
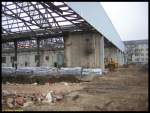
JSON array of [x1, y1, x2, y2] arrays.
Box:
[[2, 27, 11, 34], [29, 2, 52, 28], [40, 2, 62, 32], [45, 2, 63, 14], [2, 5, 34, 32], [45, 3, 81, 29], [2, 13, 80, 22], [2, 33, 63, 43], [13, 2, 42, 29]]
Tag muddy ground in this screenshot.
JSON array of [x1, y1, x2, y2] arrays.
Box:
[[2, 65, 148, 111]]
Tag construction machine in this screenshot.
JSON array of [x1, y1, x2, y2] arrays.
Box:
[[104, 57, 118, 71]]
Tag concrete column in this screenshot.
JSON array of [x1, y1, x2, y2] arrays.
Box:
[[117, 49, 126, 66], [117, 49, 119, 65], [64, 31, 104, 69], [121, 50, 124, 65], [123, 52, 125, 64], [100, 36, 105, 70], [120, 51, 123, 65]]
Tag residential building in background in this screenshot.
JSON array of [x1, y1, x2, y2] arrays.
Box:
[[124, 39, 148, 64]]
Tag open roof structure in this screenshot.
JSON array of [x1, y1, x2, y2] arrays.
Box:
[[2, 2, 125, 52], [2, 2, 93, 42]]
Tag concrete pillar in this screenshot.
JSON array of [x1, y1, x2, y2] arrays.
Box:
[[64, 31, 104, 69], [120, 51, 122, 65], [118, 49, 122, 66], [100, 36, 104, 70], [123, 52, 125, 64], [14, 40, 17, 70], [117, 49, 119, 65]]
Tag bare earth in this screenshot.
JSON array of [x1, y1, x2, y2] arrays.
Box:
[[2, 65, 148, 111]]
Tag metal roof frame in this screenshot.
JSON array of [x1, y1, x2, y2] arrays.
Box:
[[2, 2, 125, 52], [2, 2, 92, 42]]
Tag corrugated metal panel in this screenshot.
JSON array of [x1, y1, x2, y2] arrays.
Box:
[[66, 2, 125, 52]]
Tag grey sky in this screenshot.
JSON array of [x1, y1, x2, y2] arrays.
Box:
[[101, 2, 148, 41]]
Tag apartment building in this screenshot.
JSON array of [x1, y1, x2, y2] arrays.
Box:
[[124, 39, 148, 64]]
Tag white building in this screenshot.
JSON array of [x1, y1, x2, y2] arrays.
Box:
[[124, 39, 148, 64]]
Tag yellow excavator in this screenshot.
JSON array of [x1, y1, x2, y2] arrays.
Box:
[[104, 57, 118, 71]]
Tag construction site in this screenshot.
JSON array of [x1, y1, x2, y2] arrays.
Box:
[[1, 2, 148, 111]]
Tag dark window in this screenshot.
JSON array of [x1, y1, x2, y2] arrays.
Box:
[[2, 57, 6, 63], [135, 58, 139, 61], [35, 55, 39, 62], [45, 56, 49, 61], [10, 56, 15, 62], [25, 61, 28, 67]]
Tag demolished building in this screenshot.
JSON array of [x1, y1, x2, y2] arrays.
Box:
[[2, 2, 125, 72]]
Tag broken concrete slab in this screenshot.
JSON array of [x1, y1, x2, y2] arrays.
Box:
[[6, 97, 14, 108]]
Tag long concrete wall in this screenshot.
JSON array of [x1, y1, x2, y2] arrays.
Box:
[[2, 51, 64, 67], [64, 31, 104, 69]]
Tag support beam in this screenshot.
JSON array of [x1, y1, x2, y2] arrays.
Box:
[[30, 2, 52, 28], [100, 36, 105, 70], [13, 2, 42, 28], [14, 40, 17, 70], [40, 3, 62, 32], [36, 38, 40, 67], [117, 49, 119, 65]]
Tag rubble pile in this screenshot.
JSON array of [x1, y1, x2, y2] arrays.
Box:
[[2, 89, 64, 109]]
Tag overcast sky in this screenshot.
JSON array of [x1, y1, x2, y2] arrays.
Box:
[[101, 2, 148, 41]]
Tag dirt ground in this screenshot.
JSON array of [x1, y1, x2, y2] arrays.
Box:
[[2, 65, 148, 111]]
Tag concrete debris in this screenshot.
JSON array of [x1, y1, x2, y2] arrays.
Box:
[[6, 82, 11, 85], [2, 90, 10, 96], [32, 83, 38, 85], [63, 82, 69, 86], [6, 97, 14, 108], [45, 91, 53, 103], [53, 92, 64, 101], [15, 96, 24, 106], [2, 89, 65, 109], [23, 101, 33, 107]]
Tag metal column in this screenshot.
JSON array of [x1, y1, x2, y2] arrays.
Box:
[[37, 38, 40, 67], [14, 40, 17, 70]]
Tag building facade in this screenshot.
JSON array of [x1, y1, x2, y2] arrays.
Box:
[[124, 39, 148, 64]]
